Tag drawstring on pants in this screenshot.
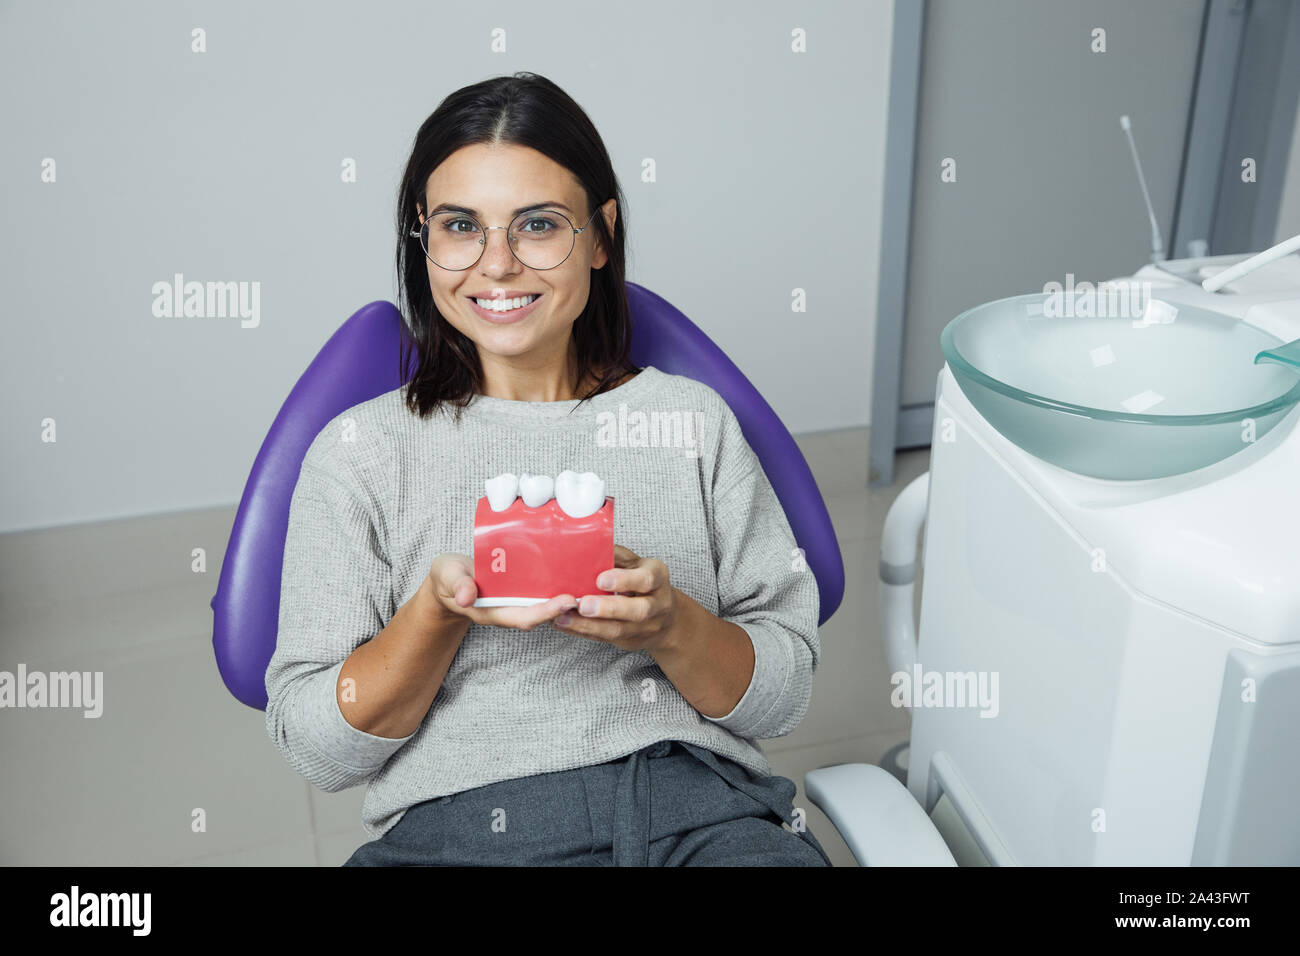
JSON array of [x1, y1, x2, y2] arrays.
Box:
[[611, 739, 671, 866], [610, 739, 832, 867]]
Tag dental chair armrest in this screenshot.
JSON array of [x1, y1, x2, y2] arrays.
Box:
[[804, 763, 957, 866]]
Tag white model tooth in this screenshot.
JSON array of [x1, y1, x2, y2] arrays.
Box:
[[554, 470, 605, 518], [519, 472, 555, 508], [484, 473, 519, 512]]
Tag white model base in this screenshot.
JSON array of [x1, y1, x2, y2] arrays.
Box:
[[472, 597, 547, 607]]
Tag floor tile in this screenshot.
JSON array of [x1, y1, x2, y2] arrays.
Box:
[[0, 506, 234, 614], [0, 637, 313, 865], [793, 428, 860, 497], [766, 535, 912, 756], [2, 580, 218, 669], [317, 830, 368, 867], [174, 835, 317, 866], [309, 781, 370, 839]]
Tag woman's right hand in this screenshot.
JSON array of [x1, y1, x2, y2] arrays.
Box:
[[421, 553, 578, 631]]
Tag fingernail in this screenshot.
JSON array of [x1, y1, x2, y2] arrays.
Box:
[[579, 597, 596, 616], [596, 574, 612, 589], [555, 613, 573, 626]]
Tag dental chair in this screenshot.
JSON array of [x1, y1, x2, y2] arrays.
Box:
[[209, 283, 954, 866]]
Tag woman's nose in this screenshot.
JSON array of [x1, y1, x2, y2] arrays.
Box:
[[479, 228, 519, 272]]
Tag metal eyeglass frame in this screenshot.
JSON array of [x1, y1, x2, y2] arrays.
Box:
[[408, 206, 602, 271]]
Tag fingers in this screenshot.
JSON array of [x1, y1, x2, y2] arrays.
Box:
[[596, 557, 666, 595], [513, 595, 578, 629], [472, 594, 577, 631], [431, 554, 475, 597], [572, 592, 656, 624], [426, 551, 592, 631], [452, 575, 477, 608], [554, 589, 672, 646], [437, 564, 477, 608], [554, 613, 625, 643]]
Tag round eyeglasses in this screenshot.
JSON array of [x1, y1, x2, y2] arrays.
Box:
[[409, 206, 601, 271]]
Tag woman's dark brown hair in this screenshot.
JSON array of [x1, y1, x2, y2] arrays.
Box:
[[395, 72, 640, 421]]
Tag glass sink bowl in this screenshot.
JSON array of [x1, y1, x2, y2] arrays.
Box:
[[940, 292, 1300, 479]]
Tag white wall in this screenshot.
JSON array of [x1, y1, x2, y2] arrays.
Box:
[[0, 0, 895, 533]]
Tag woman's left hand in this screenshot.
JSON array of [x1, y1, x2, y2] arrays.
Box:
[[552, 544, 679, 652]]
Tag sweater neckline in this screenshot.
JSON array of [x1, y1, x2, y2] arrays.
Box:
[[460, 365, 663, 423]]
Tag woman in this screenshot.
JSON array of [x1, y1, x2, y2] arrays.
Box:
[[265, 72, 831, 867]]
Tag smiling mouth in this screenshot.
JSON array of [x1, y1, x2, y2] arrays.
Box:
[[467, 293, 543, 314]]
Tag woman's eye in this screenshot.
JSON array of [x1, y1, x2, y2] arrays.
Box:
[[447, 218, 478, 233], [520, 217, 554, 234]]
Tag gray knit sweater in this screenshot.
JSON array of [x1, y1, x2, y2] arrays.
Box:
[[264, 365, 820, 839]]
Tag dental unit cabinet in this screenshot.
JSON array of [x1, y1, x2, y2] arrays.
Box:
[[885, 250, 1300, 866]]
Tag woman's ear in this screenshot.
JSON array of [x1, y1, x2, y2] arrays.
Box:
[[591, 198, 618, 269]]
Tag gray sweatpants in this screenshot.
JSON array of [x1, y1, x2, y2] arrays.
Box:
[[343, 739, 833, 866]]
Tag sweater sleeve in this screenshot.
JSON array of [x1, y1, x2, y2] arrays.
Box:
[[264, 449, 416, 793], [700, 400, 821, 740]]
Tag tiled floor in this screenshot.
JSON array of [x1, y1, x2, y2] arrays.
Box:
[[0, 428, 932, 867]]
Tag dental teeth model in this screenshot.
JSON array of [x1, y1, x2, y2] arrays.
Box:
[[481, 470, 606, 518], [484, 473, 520, 512], [518, 472, 555, 508], [473, 469, 614, 606], [554, 470, 605, 518]]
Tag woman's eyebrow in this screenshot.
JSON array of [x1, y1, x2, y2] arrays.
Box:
[[429, 201, 574, 217]]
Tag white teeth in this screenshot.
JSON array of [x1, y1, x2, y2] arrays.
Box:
[[519, 472, 555, 508], [484, 473, 519, 512], [475, 294, 538, 312], [554, 470, 605, 518], [485, 470, 602, 515]]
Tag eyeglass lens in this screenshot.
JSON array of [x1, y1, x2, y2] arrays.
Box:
[[419, 211, 577, 270]]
